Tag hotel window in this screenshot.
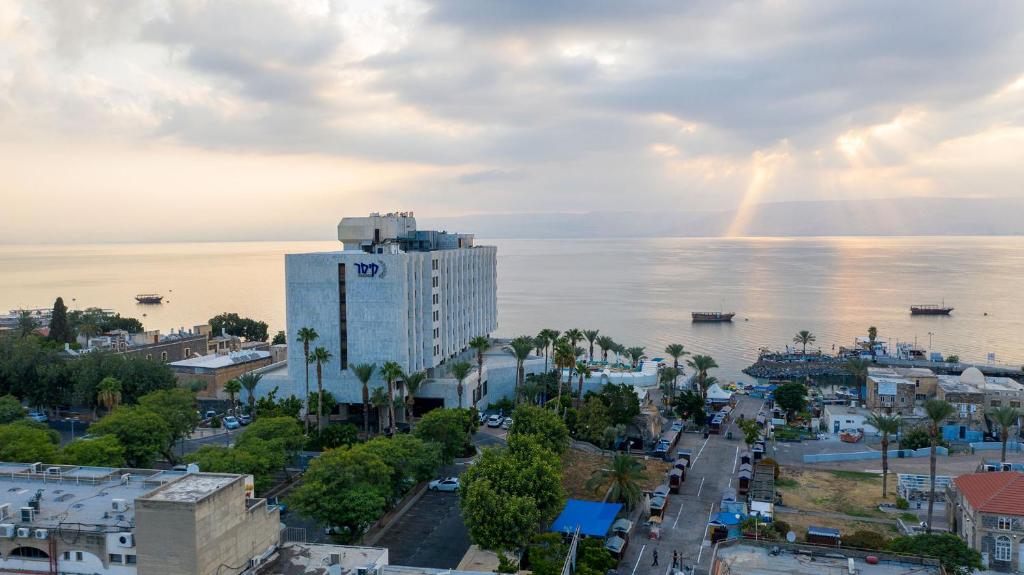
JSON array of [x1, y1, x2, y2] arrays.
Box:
[[432, 276, 439, 288], [160, 352, 168, 362], [995, 536, 1012, 561], [433, 310, 439, 322], [1012, 401, 1021, 408], [126, 555, 137, 565], [992, 400, 1002, 407], [998, 516, 1012, 531], [432, 259, 439, 271], [184, 347, 191, 357], [109, 554, 124, 564]]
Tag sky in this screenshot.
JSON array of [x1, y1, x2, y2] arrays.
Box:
[[2, 1, 1024, 242]]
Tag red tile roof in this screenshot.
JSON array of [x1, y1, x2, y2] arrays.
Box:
[[954, 472, 1024, 516]]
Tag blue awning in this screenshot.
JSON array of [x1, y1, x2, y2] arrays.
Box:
[[550, 500, 624, 537], [807, 525, 840, 537]]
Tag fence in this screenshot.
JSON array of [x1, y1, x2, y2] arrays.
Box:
[[969, 441, 1022, 453], [803, 446, 947, 463]]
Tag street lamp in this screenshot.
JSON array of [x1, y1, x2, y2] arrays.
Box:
[[64, 417, 80, 441]]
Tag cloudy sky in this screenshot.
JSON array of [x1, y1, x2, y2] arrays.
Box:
[[2, 1, 1023, 241]]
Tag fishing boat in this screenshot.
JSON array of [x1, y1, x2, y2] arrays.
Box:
[[910, 303, 953, 315], [134, 294, 164, 304], [692, 311, 736, 322]]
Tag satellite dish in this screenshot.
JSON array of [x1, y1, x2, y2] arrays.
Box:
[[786, 531, 796, 543]]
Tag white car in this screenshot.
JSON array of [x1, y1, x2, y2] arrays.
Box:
[[223, 416, 241, 430], [26, 411, 48, 423], [501, 417, 513, 430], [486, 414, 503, 428], [429, 477, 460, 492]]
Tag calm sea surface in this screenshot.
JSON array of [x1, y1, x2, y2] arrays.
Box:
[[2, 237, 1022, 381]]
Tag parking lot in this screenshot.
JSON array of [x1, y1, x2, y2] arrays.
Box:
[[374, 489, 471, 568]]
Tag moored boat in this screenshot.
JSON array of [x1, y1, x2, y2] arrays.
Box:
[[692, 311, 735, 322], [135, 294, 164, 304], [910, 304, 953, 315]]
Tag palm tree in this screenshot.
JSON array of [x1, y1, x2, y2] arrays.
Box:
[[583, 330, 600, 362], [575, 360, 592, 408], [660, 367, 679, 411], [78, 322, 101, 341], [370, 387, 390, 434], [596, 335, 615, 363], [404, 371, 427, 424], [350, 363, 376, 436], [989, 405, 1021, 463], [239, 372, 262, 419], [533, 336, 545, 357], [866, 413, 901, 498], [553, 341, 576, 412], [17, 310, 35, 338], [381, 361, 404, 435], [537, 329, 555, 372], [793, 330, 816, 355], [867, 326, 878, 348], [924, 399, 955, 532], [664, 343, 688, 400], [507, 336, 534, 403], [565, 328, 584, 351], [223, 379, 241, 410], [450, 361, 472, 409], [687, 354, 719, 397], [296, 327, 319, 434], [308, 347, 333, 434], [96, 376, 122, 414], [521, 378, 544, 406], [845, 357, 870, 401], [585, 454, 648, 509], [469, 335, 490, 404], [626, 346, 645, 368]]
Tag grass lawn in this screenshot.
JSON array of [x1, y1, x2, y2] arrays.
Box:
[[775, 512, 898, 543], [776, 468, 890, 518], [561, 450, 670, 501]]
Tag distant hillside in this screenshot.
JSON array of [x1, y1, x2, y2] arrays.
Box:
[[420, 198, 1024, 238]]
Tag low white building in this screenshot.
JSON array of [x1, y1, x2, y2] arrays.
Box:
[[822, 404, 878, 435]]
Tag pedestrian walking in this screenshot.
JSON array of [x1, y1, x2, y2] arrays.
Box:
[[672, 550, 679, 569], [652, 549, 659, 567]]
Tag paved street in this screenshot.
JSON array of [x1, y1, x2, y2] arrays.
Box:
[[374, 490, 471, 568], [618, 396, 765, 575]]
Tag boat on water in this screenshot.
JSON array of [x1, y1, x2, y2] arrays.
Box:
[[910, 303, 953, 315], [135, 294, 164, 304], [692, 311, 736, 322]]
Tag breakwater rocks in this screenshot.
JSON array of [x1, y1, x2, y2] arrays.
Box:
[[743, 360, 851, 380]]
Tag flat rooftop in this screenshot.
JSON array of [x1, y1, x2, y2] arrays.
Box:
[[141, 473, 237, 502], [715, 541, 942, 575], [169, 350, 270, 370]]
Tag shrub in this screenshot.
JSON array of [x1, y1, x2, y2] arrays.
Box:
[[843, 530, 888, 550], [773, 520, 791, 535], [210, 415, 222, 428], [760, 457, 781, 480], [496, 554, 518, 574], [895, 497, 910, 510]]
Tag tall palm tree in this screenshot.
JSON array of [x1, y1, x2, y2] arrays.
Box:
[[404, 371, 427, 424], [239, 372, 262, 419], [296, 327, 319, 433], [469, 335, 490, 404], [867, 326, 878, 348], [533, 336, 546, 357], [989, 405, 1021, 463], [585, 454, 648, 509], [575, 360, 592, 408], [450, 362, 472, 409], [924, 399, 955, 532], [626, 346, 645, 368], [583, 330, 600, 362], [793, 330, 816, 355], [664, 343, 688, 401], [78, 322, 101, 340], [687, 354, 719, 397], [660, 367, 679, 411], [370, 387, 390, 434], [507, 336, 534, 403], [866, 412, 901, 498], [96, 376, 122, 414], [565, 328, 583, 350], [845, 357, 870, 401], [554, 341, 576, 412], [381, 361, 404, 435], [223, 379, 241, 410], [350, 363, 376, 436], [308, 347, 333, 434], [537, 329, 555, 371], [521, 378, 543, 406], [596, 335, 615, 363]]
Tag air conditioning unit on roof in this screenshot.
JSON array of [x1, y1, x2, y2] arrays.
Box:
[[16, 527, 31, 538], [34, 529, 48, 540], [0, 524, 14, 538]]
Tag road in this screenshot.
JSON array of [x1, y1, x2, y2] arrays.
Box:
[[618, 395, 765, 575]]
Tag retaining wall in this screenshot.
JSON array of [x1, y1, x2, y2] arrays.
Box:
[[803, 446, 948, 463]]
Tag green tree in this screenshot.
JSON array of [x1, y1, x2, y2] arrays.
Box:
[[89, 406, 172, 467], [415, 408, 476, 463], [886, 533, 981, 575], [403, 371, 427, 423], [381, 361, 404, 434], [450, 361, 472, 410], [687, 354, 719, 397], [553, 341, 576, 412], [307, 423, 359, 451], [470, 335, 490, 405], [583, 330, 599, 362], [96, 376, 123, 414], [0, 394, 25, 424], [564, 328, 583, 350], [773, 381, 808, 418], [673, 391, 706, 426], [271, 331, 287, 345], [625, 346, 645, 368], [137, 388, 200, 463], [988, 405, 1021, 463], [253, 387, 303, 419], [923, 399, 955, 532], [845, 357, 870, 397], [361, 435, 442, 499], [664, 343, 688, 400], [308, 347, 333, 434], [842, 530, 888, 550], [575, 397, 612, 446], [370, 387, 390, 434], [867, 326, 878, 348], [537, 329, 558, 372], [209, 312, 269, 342], [509, 405, 570, 454], [460, 436, 564, 551], [737, 418, 762, 447], [188, 442, 282, 494], [223, 378, 241, 408], [793, 330, 816, 355], [0, 422, 59, 462], [61, 435, 126, 467], [17, 310, 36, 338], [351, 363, 376, 435], [48, 297, 71, 344], [239, 371, 262, 417], [506, 336, 534, 403], [595, 335, 615, 363], [866, 412, 902, 498], [296, 327, 319, 434], [945, 355, 960, 364], [899, 426, 935, 451], [593, 383, 640, 426], [585, 453, 646, 509]]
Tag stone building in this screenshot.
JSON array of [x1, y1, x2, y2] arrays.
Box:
[[168, 350, 273, 399], [948, 471, 1024, 572]]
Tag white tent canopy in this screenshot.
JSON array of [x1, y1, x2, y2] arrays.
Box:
[[706, 383, 733, 401]]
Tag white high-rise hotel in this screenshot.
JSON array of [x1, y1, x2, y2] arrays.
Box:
[[285, 213, 505, 412]]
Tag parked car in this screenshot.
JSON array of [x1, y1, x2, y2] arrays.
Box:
[[204, 410, 217, 419], [26, 411, 48, 423], [428, 477, 460, 492], [223, 416, 241, 430], [486, 414, 503, 427], [478, 411, 489, 424], [501, 417, 513, 430], [237, 414, 252, 425]]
